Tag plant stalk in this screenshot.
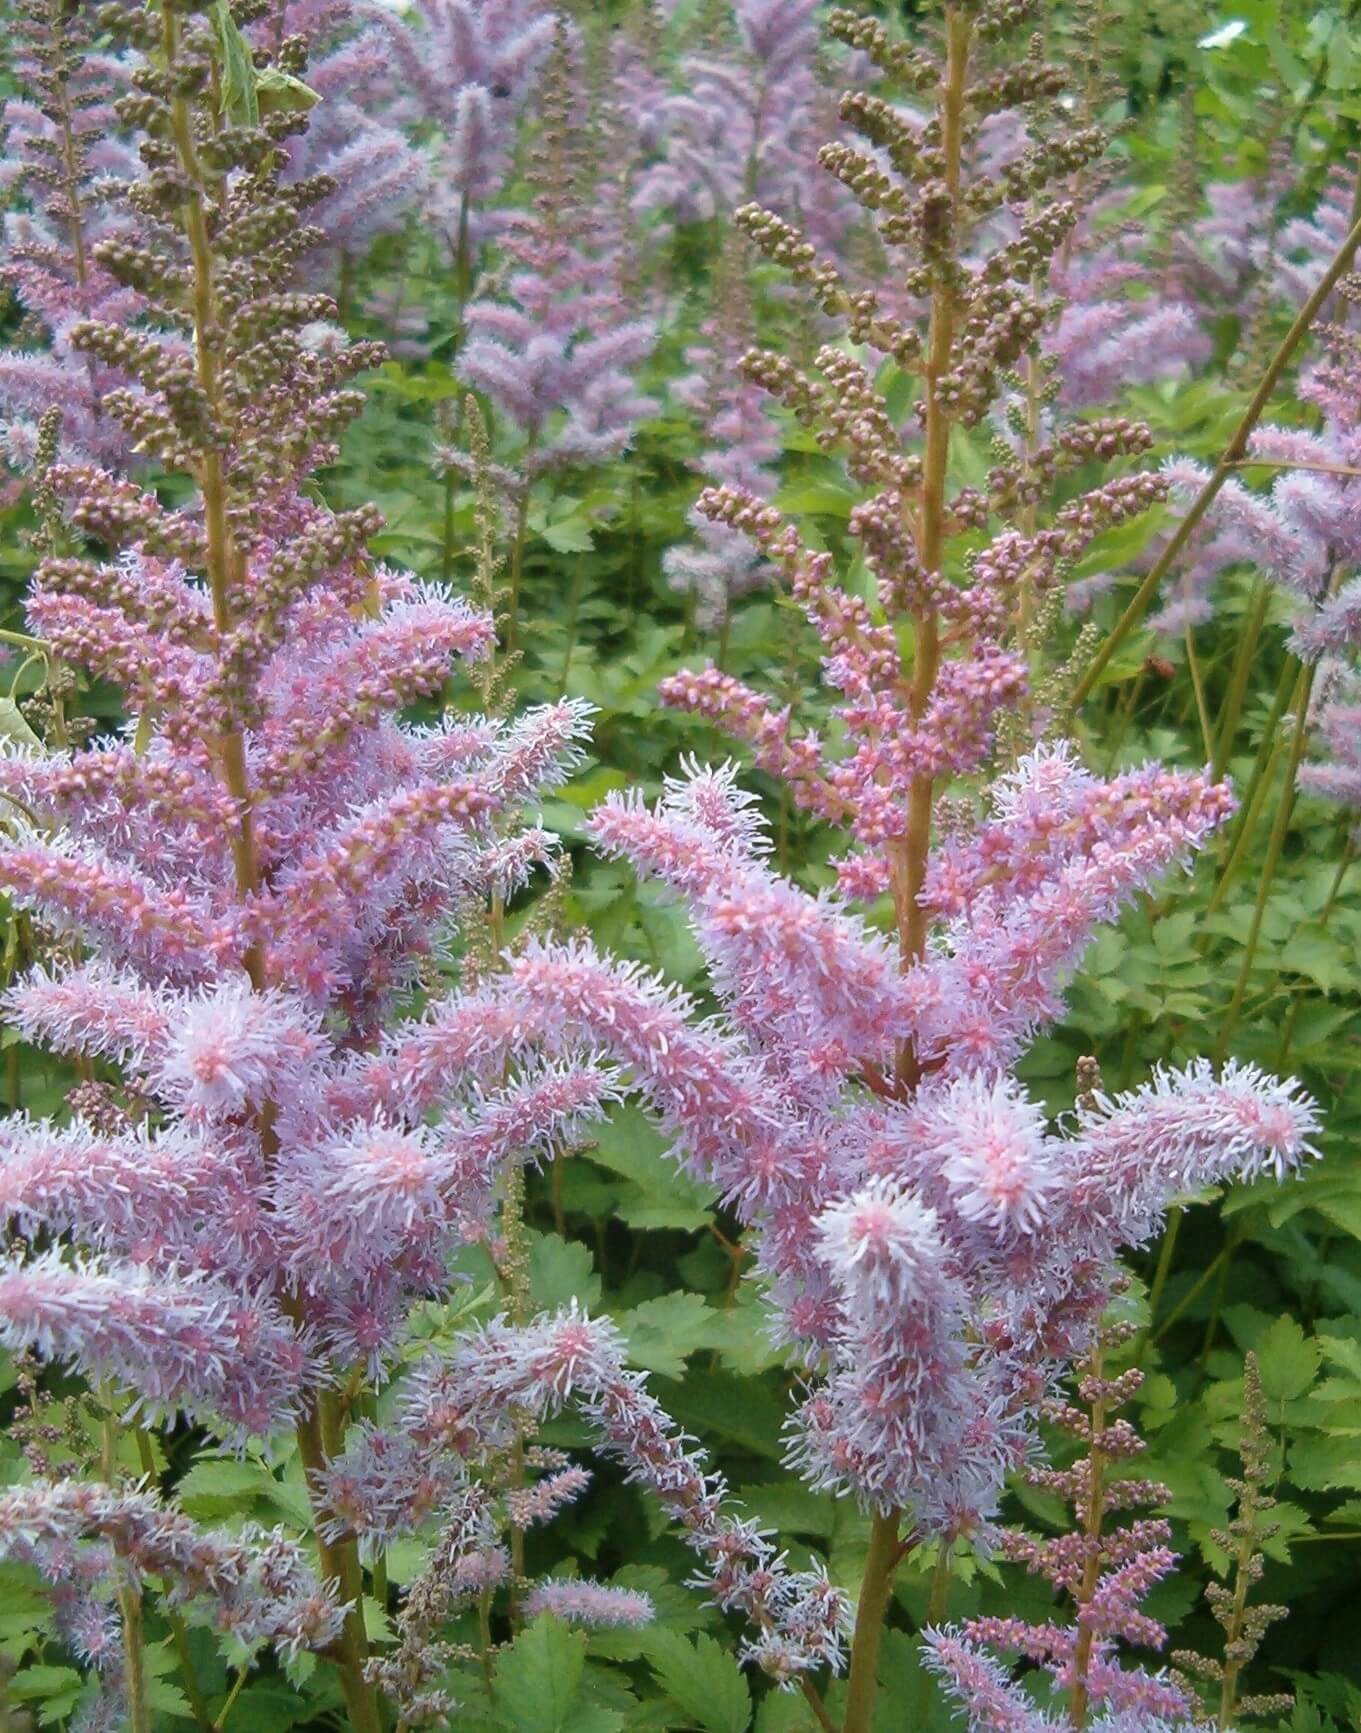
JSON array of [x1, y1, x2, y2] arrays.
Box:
[[295, 1396, 382, 1733], [1213, 662, 1316, 1065], [843, 1510, 904, 1733]]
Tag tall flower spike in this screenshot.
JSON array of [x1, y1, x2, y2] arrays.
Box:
[[0, 4, 624, 1724], [925, 1326, 1201, 1730], [664, 232, 784, 631], [459, 22, 658, 478], [0, 0, 141, 469], [1170, 1351, 1293, 1725], [486, 11, 1315, 1727]]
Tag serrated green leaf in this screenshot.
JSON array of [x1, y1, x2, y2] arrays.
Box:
[[1255, 1316, 1322, 1402], [529, 1230, 602, 1311], [644, 1630, 751, 1733], [542, 516, 596, 553], [493, 1614, 594, 1733], [176, 1458, 274, 1519], [617, 1292, 718, 1378], [1288, 1433, 1361, 1492]]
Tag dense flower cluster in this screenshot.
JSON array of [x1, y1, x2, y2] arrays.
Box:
[[0, 0, 140, 470], [0, 1, 1337, 1731]]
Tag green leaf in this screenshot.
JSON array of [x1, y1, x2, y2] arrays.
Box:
[[1255, 1315, 1322, 1402], [176, 1458, 274, 1519], [211, 0, 259, 127], [588, 1109, 715, 1233], [1280, 924, 1354, 994], [255, 66, 320, 116], [644, 1630, 751, 1733], [1288, 1433, 1361, 1492], [0, 698, 43, 754], [529, 1230, 602, 1312], [542, 516, 596, 553], [213, 1685, 312, 1733], [493, 1615, 618, 1733], [11, 1665, 83, 1725], [772, 482, 857, 519], [617, 1292, 718, 1378], [666, 1371, 786, 1460]]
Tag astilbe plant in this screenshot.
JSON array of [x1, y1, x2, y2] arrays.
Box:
[[253, 0, 430, 299], [0, 0, 142, 472], [364, 0, 555, 291], [0, 3, 1333, 1731], [663, 231, 783, 638], [567, 3, 1314, 1727], [0, 4, 648, 1728], [634, 0, 854, 252], [457, 20, 658, 645], [1153, 270, 1361, 806], [1171, 1351, 1294, 1729]]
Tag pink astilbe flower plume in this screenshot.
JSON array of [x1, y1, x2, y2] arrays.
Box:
[[362, 0, 553, 262], [0, 1480, 344, 1658], [523, 1579, 656, 1628], [0, 0, 143, 471], [0, 4, 644, 1716], [458, 25, 658, 482], [664, 234, 783, 628]]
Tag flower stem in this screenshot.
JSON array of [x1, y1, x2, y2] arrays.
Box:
[[1211, 580, 1270, 780], [843, 1509, 904, 1733], [295, 1397, 382, 1733], [1213, 661, 1316, 1066], [1206, 656, 1303, 917], [1068, 1347, 1108, 1730], [134, 1428, 213, 1733], [100, 1407, 150, 1733]]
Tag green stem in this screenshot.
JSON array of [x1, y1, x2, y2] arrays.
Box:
[[559, 551, 585, 690], [842, 1510, 904, 1733], [1206, 656, 1302, 918], [506, 484, 532, 655], [442, 466, 456, 586], [1102, 667, 1147, 774], [1183, 620, 1214, 764], [799, 1678, 839, 1733], [715, 592, 733, 671], [212, 1667, 249, 1733], [909, 1545, 954, 1729], [101, 1409, 150, 1733], [134, 1430, 214, 1733], [295, 1397, 382, 1733], [1213, 664, 1316, 1066], [1071, 208, 1361, 708], [1211, 581, 1270, 780], [1148, 1240, 1230, 1348], [1198, 1225, 1242, 1372], [1144, 1205, 1184, 1340]]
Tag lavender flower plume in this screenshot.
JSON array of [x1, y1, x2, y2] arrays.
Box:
[[0, 0, 141, 469], [458, 22, 657, 477]]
